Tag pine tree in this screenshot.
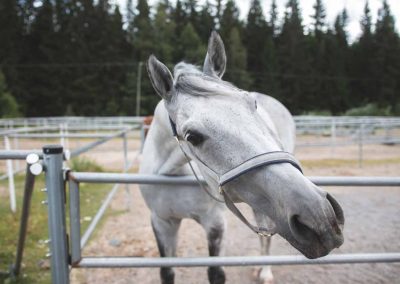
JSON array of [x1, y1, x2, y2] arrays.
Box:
[[276, 0, 310, 112], [308, 0, 328, 111], [153, 1, 175, 62], [219, 0, 241, 41], [0, 0, 23, 107], [350, 1, 375, 107], [131, 0, 153, 61], [361, 1, 372, 37], [311, 0, 326, 37], [269, 0, 279, 36], [173, 0, 187, 38], [197, 1, 215, 42], [325, 9, 350, 113], [373, 0, 400, 111], [179, 23, 206, 63], [24, 0, 62, 116], [245, 0, 270, 93], [0, 71, 20, 117], [225, 27, 252, 89]]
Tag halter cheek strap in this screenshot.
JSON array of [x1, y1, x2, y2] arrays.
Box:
[[169, 117, 303, 237]]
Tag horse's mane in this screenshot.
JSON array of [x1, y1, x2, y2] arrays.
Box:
[[173, 62, 243, 97]]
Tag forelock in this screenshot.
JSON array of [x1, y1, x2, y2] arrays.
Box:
[[173, 62, 242, 97]]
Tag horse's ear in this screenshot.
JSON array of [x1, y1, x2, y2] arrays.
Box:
[[147, 55, 174, 101], [203, 31, 226, 78]]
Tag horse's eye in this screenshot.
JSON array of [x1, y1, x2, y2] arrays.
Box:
[[255, 100, 258, 109], [185, 131, 204, 146]]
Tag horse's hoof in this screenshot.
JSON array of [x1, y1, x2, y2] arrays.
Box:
[[161, 267, 175, 284], [208, 266, 226, 284], [253, 267, 274, 284]]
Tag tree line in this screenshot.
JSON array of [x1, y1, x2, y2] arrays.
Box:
[[0, 0, 399, 117]]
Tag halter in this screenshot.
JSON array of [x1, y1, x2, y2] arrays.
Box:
[[169, 117, 303, 237]]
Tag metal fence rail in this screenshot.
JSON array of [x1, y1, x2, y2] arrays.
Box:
[[69, 172, 400, 187], [76, 253, 400, 268]]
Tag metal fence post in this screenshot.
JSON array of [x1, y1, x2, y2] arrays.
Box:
[[330, 119, 336, 156], [4, 135, 16, 213], [12, 154, 41, 276], [43, 145, 69, 284], [358, 124, 364, 168], [122, 132, 131, 210]]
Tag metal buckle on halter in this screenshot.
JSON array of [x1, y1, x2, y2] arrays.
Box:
[[258, 231, 273, 237], [218, 186, 223, 195]]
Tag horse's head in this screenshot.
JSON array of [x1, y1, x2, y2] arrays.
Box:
[[147, 31, 344, 259]]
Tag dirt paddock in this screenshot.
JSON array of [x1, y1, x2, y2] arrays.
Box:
[[2, 135, 399, 283]]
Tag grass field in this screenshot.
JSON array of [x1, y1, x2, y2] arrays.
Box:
[[0, 164, 121, 284]]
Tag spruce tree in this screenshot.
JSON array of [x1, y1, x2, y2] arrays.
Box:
[[350, 1, 375, 107], [0, 71, 20, 117], [197, 1, 215, 43], [276, 0, 309, 112], [311, 0, 326, 37], [225, 27, 252, 89], [373, 0, 400, 111], [308, 0, 328, 111], [245, 0, 270, 93], [25, 0, 61, 116], [326, 9, 350, 113], [269, 0, 279, 36], [178, 23, 206, 63], [153, 1, 175, 63], [219, 0, 241, 41]]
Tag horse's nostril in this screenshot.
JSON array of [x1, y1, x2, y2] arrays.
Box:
[[290, 215, 318, 243], [326, 194, 345, 230]]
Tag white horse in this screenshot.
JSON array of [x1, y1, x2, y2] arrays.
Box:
[[139, 32, 344, 284]]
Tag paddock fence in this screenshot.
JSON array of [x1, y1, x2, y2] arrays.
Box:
[[0, 117, 144, 212], [1, 145, 398, 283], [0, 116, 400, 283]]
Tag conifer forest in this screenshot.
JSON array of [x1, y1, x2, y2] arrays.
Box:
[[0, 0, 399, 117]]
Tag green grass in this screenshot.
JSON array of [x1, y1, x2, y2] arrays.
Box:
[[0, 174, 115, 284], [68, 157, 104, 172]]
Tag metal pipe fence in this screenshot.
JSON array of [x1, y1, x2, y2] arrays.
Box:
[[0, 126, 136, 212], [68, 172, 400, 187], [61, 169, 400, 276], [1, 114, 399, 283], [76, 253, 400, 268], [1, 144, 399, 283]]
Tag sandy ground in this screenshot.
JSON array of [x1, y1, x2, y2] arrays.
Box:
[[1, 134, 399, 283]]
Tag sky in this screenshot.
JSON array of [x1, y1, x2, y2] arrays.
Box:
[[116, 0, 400, 42]]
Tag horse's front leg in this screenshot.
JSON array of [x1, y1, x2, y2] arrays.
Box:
[[253, 211, 274, 284], [151, 214, 181, 284], [257, 235, 273, 284], [199, 209, 226, 284]]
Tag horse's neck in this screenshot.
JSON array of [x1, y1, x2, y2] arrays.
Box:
[[254, 93, 296, 153], [139, 102, 190, 175]]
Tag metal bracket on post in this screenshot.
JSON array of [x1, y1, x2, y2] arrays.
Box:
[[43, 145, 70, 284]]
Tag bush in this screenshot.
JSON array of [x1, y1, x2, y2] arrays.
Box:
[[69, 157, 104, 172], [0, 71, 21, 118], [344, 103, 392, 116]]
